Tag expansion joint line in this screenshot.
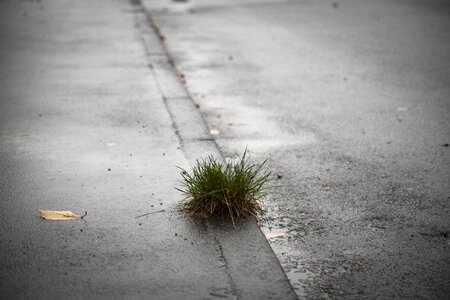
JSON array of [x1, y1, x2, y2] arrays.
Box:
[[212, 235, 240, 299], [133, 8, 185, 149]]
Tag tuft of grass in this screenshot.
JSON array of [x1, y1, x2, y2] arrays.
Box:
[[176, 150, 271, 224]]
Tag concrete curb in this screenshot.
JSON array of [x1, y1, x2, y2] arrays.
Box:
[[134, 10, 223, 162], [135, 3, 298, 299]]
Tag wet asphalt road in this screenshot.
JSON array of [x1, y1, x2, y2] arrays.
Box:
[[144, 0, 450, 298], [0, 0, 297, 299]]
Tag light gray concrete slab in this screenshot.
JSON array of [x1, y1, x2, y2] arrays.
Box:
[[165, 97, 212, 141]]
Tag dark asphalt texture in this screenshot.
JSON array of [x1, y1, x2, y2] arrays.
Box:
[[143, 0, 450, 298]]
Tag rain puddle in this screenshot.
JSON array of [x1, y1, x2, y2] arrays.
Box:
[[259, 211, 318, 299], [286, 267, 316, 298]]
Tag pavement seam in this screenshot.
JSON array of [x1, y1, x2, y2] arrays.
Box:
[[133, 3, 240, 297], [134, 5, 224, 160], [213, 236, 240, 299], [133, 14, 183, 146]]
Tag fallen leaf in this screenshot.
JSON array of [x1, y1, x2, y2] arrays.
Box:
[[265, 230, 288, 240], [175, 70, 185, 78], [40, 210, 86, 220]]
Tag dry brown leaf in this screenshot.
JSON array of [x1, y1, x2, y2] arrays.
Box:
[[39, 210, 86, 220], [265, 231, 288, 240], [175, 70, 185, 78]]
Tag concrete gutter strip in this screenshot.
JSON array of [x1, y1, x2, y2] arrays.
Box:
[[137, 2, 298, 299]]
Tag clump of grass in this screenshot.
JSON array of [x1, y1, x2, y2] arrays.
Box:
[[177, 150, 271, 223]]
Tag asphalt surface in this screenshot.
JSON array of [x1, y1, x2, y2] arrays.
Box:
[[143, 0, 450, 298], [0, 0, 297, 299]]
